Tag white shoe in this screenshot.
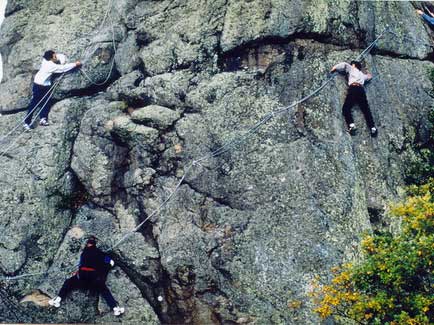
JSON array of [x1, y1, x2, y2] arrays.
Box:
[[113, 306, 125, 316], [348, 123, 357, 135], [23, 123, 31, 132], [39, 118, 49, 126], [48, 296, 61, 308]]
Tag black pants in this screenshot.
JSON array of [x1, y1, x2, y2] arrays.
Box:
[[342, 85, 375, 128], [24, 83, 53, 125], [58, 271, 117, 309]]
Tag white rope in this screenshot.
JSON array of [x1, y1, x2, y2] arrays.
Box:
[[0, 25, 426, 282], [76, 0, 115, 63], [110, 30, 385, 250], [78, 0, 118, 86], [0, 76, 64, 159], [0, 0, 118, 159], [0, 76, 63, 145], [110, 164, 193, 250]]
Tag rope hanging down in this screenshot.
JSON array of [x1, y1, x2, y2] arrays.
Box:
[[79, 0, 118, 86], [0, 25, 427, 281]]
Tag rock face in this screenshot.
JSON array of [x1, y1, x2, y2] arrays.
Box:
[[0, 0, 433, 324]]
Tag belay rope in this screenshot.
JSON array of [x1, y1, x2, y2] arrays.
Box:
[[1, 20, 434, 282]]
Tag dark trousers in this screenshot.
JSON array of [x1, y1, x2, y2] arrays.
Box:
[[342, 85, 375, 128], [58, 271, 117, 309], [422, 13, 434, 27], [24, 83, 53, 125]]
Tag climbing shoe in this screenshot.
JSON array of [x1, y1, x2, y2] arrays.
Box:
[[348, 123, 357, 136], [23, 123, 32, 132], [370, 127, 378, 137], [113, 306, 125, 316], [48, 296, 61, 308], [39, 118, 49, 126]]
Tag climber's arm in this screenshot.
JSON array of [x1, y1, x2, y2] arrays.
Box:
[[47, 61, 81, 74], [331, 62, 351, 73]]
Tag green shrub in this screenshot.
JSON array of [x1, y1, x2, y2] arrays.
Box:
[[311, 179, 434, 325]]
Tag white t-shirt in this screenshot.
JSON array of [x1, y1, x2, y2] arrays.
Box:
[[332, 62, 371, 86], [34, 59, 76, 86]]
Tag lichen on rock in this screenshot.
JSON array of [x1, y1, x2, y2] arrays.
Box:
[[0, 0, 433, 324]]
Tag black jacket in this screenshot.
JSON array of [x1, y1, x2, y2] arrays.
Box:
[[79, 246, 112, 276]]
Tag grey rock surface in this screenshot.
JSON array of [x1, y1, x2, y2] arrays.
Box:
[[131, 105, 181, 129], [0, 0, 433, 324]]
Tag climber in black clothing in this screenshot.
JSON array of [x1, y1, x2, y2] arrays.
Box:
[[331, 60, 378, 137], [48, 236, 125, 316]]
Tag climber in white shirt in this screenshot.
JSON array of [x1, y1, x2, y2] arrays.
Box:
[[23, 50, 81, 130], [331, 60, 377, 137]]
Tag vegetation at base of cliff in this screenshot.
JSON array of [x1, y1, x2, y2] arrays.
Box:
[[311, 179, 434, 325]]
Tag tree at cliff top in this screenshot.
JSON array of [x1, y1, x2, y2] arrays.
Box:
[[311, 179, 434, 325]]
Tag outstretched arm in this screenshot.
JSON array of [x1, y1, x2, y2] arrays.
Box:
[[47, 61, 82, 74], [364, 72, 373, 81], [330, 62, 351, 73]]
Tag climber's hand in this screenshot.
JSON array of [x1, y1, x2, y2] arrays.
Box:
[[416, 9, 424, 16], [75, 61, 82, 68]]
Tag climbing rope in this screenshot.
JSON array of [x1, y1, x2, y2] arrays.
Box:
[[78, 0, 118, 86], [110, 29, 390, 250], [387, 28, 434, 49], [0, 76, 63, 146], [77, 0, 115, 62], [1, 24, 433, 281], [111, 164, 193, 249], [0, 76, 65, 160], [0, 0, 118, 159], [192, 30, 391, 166]]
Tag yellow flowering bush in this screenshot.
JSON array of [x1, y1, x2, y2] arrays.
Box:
[[311, 179, 434, 324]]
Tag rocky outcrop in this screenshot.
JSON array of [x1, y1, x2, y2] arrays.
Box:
[[0, 0, 433, 324]]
